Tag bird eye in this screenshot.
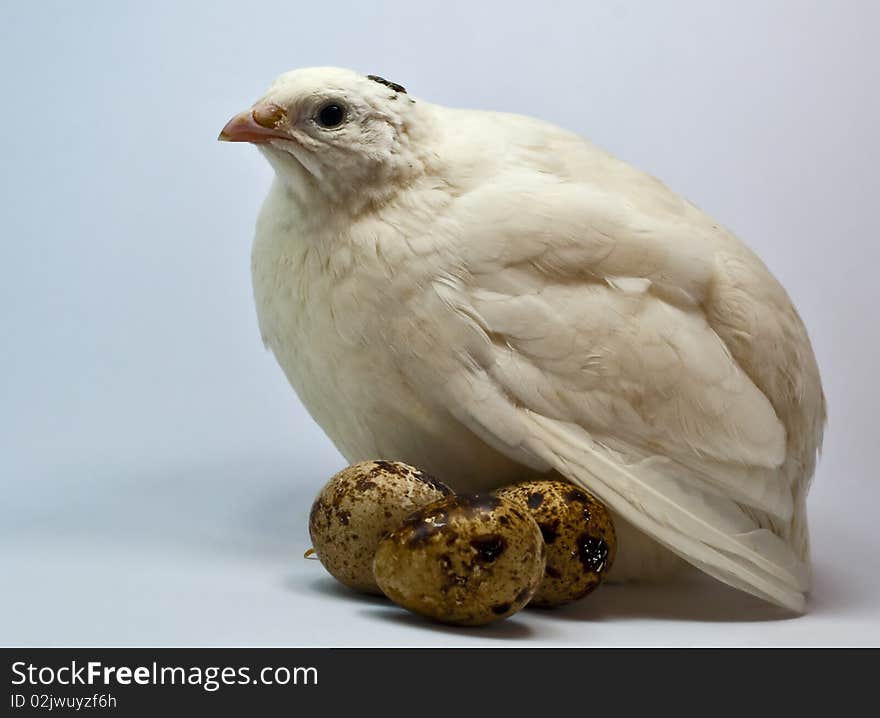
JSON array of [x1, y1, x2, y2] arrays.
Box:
[[316, 103, 346, 128]]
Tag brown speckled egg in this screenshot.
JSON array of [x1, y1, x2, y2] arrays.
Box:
[[372, 494, 546, 626], [495, 480, 616, 607], [309, 460, 452, 594]]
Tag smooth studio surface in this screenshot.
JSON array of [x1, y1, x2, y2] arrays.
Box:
[[1, 1, 878, 646]]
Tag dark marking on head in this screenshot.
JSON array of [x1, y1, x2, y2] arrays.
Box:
[[367, 74, 407, 94], [545, 565, 562, 579], [527, 492, 545, 509], [336, 509, 350, 526], [470, 534, 506, 563], [492, 603, 511, 615], [577, 535, 610, 573], [538, 520, 560, 545]]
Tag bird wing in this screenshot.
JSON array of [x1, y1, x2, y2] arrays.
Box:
[[396, 175, 810, 611]]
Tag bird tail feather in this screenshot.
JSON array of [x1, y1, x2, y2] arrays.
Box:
[[524, 411, 809, 612]]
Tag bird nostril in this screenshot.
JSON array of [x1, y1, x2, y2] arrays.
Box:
[[252, 103, 285, 129]]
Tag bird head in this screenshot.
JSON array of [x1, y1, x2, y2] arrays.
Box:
[[220, 67, 429, 207]]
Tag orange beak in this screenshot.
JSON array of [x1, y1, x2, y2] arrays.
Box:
[[218, 102, 289, 144]]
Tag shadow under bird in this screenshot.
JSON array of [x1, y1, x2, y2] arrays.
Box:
[[220, 67, 826, 613]]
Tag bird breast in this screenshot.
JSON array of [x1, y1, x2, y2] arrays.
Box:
[[250, 180, 527, 490]]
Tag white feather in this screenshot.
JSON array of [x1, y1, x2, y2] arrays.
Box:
[[240, 67, 826, 611]]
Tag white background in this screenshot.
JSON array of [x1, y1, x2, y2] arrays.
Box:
[[1, 1, 878, 646]]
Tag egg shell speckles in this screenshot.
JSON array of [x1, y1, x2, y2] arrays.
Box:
[[309, 460, 452, 594], [372, 494, 546, 626], [495, 480, 616, 608]]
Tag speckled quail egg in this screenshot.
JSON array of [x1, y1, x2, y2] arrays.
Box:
[[372, 494, 546, 626], [309, 460, 452, 594], [495, 479, 616, 607]]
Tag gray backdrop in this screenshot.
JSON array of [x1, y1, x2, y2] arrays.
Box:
[[1, 0, 877, 645]]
